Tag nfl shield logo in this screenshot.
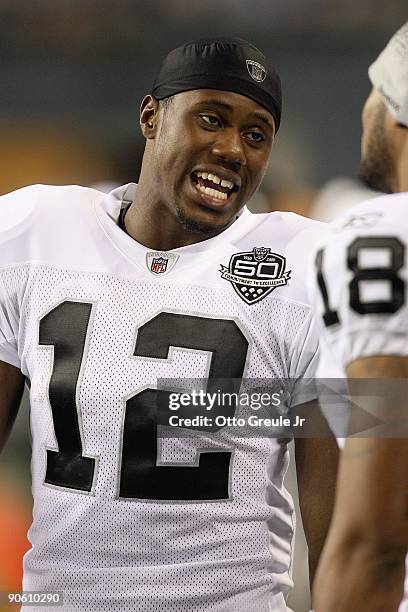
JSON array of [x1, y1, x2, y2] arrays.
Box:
[[246, 60, 267, 83], [146, 251, 179, 276], [151, 257, 168, 274]]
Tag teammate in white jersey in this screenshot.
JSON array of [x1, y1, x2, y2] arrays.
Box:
[[311, 23, 408, 612], [0, 38, 338, 611]]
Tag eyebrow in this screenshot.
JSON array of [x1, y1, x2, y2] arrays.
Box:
[[195, 99, 275, 132], [196, 99, 233, 112], [249, 110, 275, 132]]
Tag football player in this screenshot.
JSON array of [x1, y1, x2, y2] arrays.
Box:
[[0, 38, 337, 611], [311, 23, 408, 612]]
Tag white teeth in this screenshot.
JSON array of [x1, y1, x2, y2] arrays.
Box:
[[196, 171, 235, 189], [221, 178, 234, 189], [197, 184, 228, 200]]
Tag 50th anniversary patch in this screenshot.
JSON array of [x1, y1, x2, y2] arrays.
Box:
[[220, 247, 291, 304]]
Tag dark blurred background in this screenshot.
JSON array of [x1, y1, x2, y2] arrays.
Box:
[[0, 2, 407, 610], [0, 1, 407, 197]]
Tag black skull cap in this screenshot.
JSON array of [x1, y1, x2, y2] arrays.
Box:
[[152, 37, 282, 132]]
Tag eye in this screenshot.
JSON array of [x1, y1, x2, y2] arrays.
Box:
[[199, 114, 222, 127], [245, 131, 265, 143]]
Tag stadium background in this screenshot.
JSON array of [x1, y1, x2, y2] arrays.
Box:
[[0, 2, 407, 610]]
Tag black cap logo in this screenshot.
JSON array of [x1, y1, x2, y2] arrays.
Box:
[[246, 59, 267, 83]]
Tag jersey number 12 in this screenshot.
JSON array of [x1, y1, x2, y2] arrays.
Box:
[[39, 302, 249, 502]]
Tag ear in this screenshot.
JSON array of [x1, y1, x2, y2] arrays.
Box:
[[140, 95, 160, 139]]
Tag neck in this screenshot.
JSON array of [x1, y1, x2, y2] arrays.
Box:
[[123, 181, 225, 251]]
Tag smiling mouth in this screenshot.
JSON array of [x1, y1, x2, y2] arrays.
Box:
[[191, 171, 239, 202]]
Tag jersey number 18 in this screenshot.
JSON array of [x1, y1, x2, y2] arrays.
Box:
[[316, 236, 405, 326]]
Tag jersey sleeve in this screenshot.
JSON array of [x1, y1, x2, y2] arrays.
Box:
[[0, 185, 39, 369], [0, 275, 20, 367], [281, 216, 325, 406], [310, 195, 408, 369], [288, 311, 320, 406]]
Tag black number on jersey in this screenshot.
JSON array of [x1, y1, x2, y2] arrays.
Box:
[[120, 313, 248, 500], [315, 249, 340, 327], [316, 236, 406, 327], [39, 305, 248, 501], [347, 236, 405, 314], [39, 301, 96, 491]]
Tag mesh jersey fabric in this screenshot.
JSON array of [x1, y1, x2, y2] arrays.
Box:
[[309, 192, 408, 612], [0, 183, 323, 612]]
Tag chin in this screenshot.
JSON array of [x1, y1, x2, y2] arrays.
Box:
[[175, 205, 234, 237], [358, 159, 393, 194]]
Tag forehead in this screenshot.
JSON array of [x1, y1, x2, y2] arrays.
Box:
[[173, 89, 275, 130]]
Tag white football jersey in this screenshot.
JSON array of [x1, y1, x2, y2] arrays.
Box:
[[309, 192, 408, 611], [0, 183, 323, 612]]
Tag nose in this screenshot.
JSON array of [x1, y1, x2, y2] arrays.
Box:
[[211, 128, 246, 170]]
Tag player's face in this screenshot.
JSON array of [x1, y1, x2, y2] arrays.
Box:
[[359, 88, 395, 193], [149, 89, 275, 236]]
